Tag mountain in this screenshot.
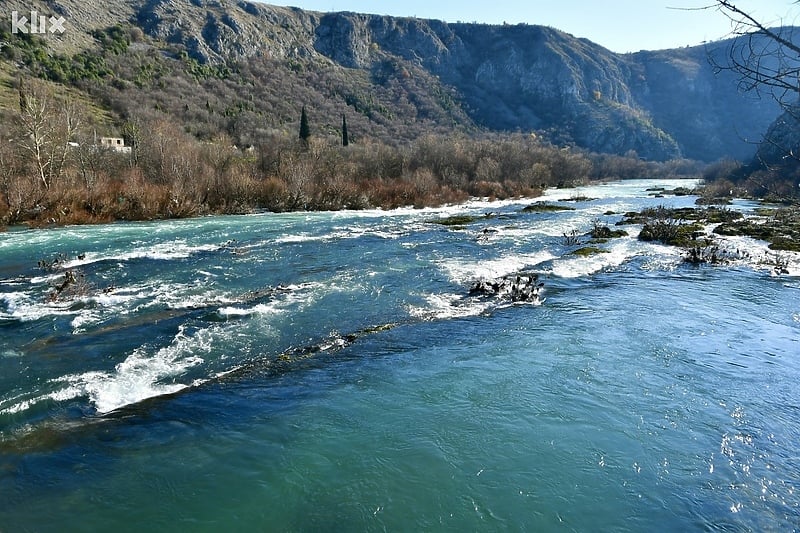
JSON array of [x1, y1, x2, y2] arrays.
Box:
[[0, 0, 786, 161]]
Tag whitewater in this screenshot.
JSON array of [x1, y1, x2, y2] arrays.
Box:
[[1, 179, 799, 531]]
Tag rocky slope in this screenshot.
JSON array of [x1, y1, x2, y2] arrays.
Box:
[[1, 0, 787, 161], [754, 104, 800, 166]]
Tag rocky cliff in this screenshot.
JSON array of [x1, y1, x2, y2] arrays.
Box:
[[755, 103, 800, 166], [1, 0, 787, 161]]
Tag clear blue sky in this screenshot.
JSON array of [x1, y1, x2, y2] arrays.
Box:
[[256, 0, 798, 53]]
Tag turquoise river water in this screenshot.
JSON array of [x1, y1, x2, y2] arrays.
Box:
[[1, 179, 799, 531]]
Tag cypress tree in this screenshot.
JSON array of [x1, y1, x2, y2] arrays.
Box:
[[341, 114, 349, 147], [299, 105, 310, 145], [18, 77, 28, 112]]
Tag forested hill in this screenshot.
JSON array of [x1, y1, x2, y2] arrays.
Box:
[[0, 0, 785, 161]]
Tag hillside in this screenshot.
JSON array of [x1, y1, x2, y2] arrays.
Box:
[[0, 0, 786, 161]]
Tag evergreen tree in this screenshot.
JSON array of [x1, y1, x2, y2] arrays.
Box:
[[18, 77, 27, 112], [299, 105, 310, 145], [341, 114, 349, 147]]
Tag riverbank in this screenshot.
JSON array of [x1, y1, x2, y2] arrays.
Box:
[[2, 110, 707, 230], [7, 176, 800, 276]]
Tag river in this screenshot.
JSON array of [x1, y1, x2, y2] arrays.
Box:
[[1, 179, 799, 531]]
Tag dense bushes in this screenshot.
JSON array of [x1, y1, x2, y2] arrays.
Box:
[[700, 156, 800, 202], [0, 103, 549, 225], [0, 78, 703, 227]]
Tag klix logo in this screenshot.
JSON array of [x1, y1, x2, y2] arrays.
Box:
[[11, 10, 66, 34]]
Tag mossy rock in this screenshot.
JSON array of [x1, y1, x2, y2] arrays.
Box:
[[664, 207, 703, 220], [754, 207, 779, 217], [361, 323, 398, 334], [427, 214, 488, 227], [564, 195, 597, 202], [704, 207, 744, 223], [620, 206, 697, 224], [715, 209, 800, 249], [672, 222, 706, 247], [696, 197, 732, 206], [625, 204, 800, 251], [714, 221, 775, 239], [622, 206, 741, 226], [644, 187, 691, 197], [769, 237, 800, 252], [522, 203, 576, 213], [590, 225, 629, 239], [571, 246, 609, 257], [617, 211, 642, 225]]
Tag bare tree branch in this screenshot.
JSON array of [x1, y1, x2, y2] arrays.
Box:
[[715, 0, 800, 55], [678, 1, 800, 197]]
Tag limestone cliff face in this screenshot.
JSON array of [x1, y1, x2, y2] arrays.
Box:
[[9, 0, 786, 161], [629, 42, 782, 162], [250, 4, 782, 160], [314, 14, 369, 68], [429, 24, 679, 159], [306, 11, 773, 160], [135, 0, 321, 61], [310, 15, 778, 161]]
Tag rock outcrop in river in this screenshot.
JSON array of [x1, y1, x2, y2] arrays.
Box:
[[469, 274, 543, 303]]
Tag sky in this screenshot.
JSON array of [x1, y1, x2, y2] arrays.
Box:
[[256, 0, 799, 53]]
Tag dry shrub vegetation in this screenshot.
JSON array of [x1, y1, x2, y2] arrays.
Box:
[[3, 19, 799, 230], [0, 78, 704, 228]]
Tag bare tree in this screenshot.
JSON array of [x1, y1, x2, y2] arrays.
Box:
[[0, 132, 40, 224], [700, 1, 800, 188], [121, 118, 144, 166], [16, 79, 80, 190], [0, 134, 21, 220], [707, 1, 800, 102], [52, 98, 83, 184], [17, 79, 55, 190]]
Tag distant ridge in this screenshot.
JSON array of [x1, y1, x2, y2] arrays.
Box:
[[0, 0, 787, 161]]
